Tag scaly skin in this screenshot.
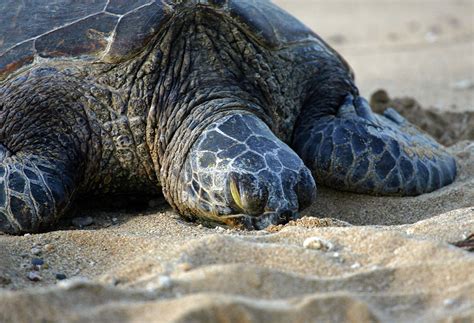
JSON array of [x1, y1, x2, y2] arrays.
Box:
[[178, 114, 315, 229], [0, 69, 92, 233], [0, 6, 456, 234], [293, 95, 457, 195]]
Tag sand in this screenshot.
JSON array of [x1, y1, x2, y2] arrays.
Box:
[[1, 1, 473, 322]]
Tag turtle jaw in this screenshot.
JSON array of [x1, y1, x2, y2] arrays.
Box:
[[219, 211, 301, 230]]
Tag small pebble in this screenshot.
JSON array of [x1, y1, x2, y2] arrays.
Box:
[[27, 271, 42, 282], [111, 277, 121, 286], [351, 262, 361, 269], [158, 275, 172, 288], [31, 247, 42, 255], [57, 277, 89, 289], [443, 298, 456, 307], [425, 31, 438, 43], [177, 263, 193, 272], [43, 244, 55, 253], [55, 273, 67, 280], [31, 258, 44, 266], [111, 217, 118, 224], [303, 237, 334, 251], [451, 79, 474, 91], [72, 216, 94, 228]]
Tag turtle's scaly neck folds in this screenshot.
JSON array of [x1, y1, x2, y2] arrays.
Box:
[[130, 10, 302, 179]]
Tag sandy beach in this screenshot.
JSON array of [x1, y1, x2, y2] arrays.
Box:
[[1, 1, 473, 322]]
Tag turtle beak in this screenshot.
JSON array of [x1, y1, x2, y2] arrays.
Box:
[[228, 172, 268, 216]]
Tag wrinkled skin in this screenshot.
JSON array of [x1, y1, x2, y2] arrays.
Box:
[[0, 3, 456, 234]]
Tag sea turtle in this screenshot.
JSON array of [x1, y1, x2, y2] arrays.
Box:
[[0, 0, 457, 234]]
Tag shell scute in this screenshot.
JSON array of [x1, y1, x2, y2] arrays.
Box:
[[228, 0, 317, 48], [104, 2, 168, 63], [105, 0, 154, 15], [35, 13, 119, 59], [0, 41, 35, 80], [0, 0, 108, 54]]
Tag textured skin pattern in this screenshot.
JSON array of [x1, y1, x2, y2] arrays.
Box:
[[0, 65, 158, 234], [0, 155, 73, 233], [0, 1, 458, 234], [293, 95, 457, 195], [0, 69, 90, 233], [178, 114, 315, 229]]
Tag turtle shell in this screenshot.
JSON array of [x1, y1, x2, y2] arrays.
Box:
[[224, 0, 352, 73], [0, 0, 350, 81], [0, 0, 170, 80]]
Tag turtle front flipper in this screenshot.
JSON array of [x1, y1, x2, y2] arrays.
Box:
[[164, 113, 316, 229], [0, 70, 92, 234], [292, 94, 457, 195], [0, 154, 79, 234]]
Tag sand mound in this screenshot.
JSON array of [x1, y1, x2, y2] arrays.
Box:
[[1, 210, 473, 322], [0, 93, 473, 322]]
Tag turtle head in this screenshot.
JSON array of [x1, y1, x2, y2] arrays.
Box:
[[175, 114, 316, 229]]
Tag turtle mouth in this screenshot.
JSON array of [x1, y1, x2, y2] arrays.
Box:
[[219, 210, 300, 230]]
